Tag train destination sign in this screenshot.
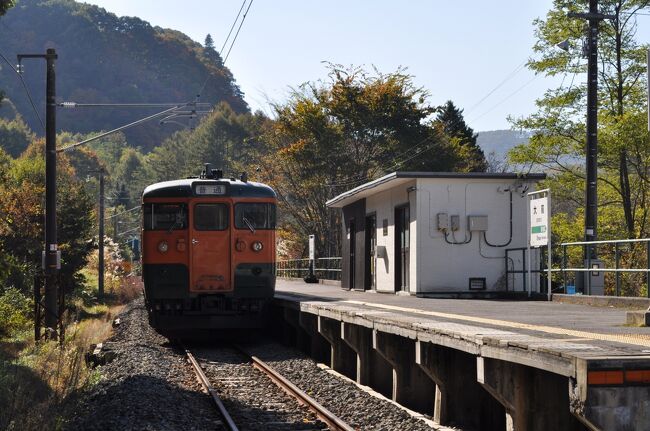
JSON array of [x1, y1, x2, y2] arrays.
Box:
[[530, 196, 548, 247], [195, 184, 226, 195]]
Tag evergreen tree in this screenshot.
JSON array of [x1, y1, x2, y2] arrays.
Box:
[[436, 101, 487, 172], [204, 33, 215, 49]]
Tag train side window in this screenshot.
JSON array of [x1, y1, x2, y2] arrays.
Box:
[[143, 203, 187, 231], [194, 203, 229, 231], [234, 203, 276, 230]]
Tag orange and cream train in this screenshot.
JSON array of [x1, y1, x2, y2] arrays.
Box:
[[141, 165, 276, 334]]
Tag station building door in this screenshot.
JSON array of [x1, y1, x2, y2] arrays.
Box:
[[365, 214, 376, 290], [348, 219, 355, 290], [395, 205, 410, 292]]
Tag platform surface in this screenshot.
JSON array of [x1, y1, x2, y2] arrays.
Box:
[[275, 279, 650, 373]]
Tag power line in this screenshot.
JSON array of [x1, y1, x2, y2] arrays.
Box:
[[223, 0, 254, 65], [107, 205, 140, 219], [325, 135, 436, 188], [57, 105, 181, 153], [220, 0, 248, 54], [0, 49, 45, 132], [465, 60, 527, 114], [197, 0, 249, 99], [470, 74, 539, 123]]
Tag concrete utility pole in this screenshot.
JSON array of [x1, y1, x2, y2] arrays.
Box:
[[568, 0, 614, 259], [18, 49, 59, 339], [98, 169, 105, 299]]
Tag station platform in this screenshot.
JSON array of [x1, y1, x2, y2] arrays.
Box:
[[274, 278, 650, 431]]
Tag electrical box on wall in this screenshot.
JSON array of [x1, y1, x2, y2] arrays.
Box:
[[468, 215, 488, 231], [436, 213, 448, 230], [450, 215, 460, 231]]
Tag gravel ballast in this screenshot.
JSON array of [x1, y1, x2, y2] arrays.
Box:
[[244, 341, 435, 431], [193, 346, 326, 430], [63, 297, 437, 430], [64, 298, 223, 431]]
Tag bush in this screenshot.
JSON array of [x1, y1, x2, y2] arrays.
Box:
[[0, 287, 32, 338]]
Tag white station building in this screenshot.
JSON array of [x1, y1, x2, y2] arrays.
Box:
[[326, 172, 546, 296]]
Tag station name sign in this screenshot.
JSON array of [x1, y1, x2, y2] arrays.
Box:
[[530, 196, 548, 247]]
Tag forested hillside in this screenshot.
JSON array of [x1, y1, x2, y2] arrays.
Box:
[[476, 129, 530, 159], [0, 0, 247, 151]]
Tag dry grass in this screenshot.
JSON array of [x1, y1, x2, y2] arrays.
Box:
[[0, 276, 141, 430]]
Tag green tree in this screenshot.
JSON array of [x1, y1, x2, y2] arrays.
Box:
[[435, 101, 487, 172], [0, 0, 15, 16], [510, 0, 650, 239], [0, 116, 34, 157], [113, 147, 144, 205]]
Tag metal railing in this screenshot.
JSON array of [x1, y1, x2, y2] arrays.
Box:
[[505, 247, 546, 293], [276, 257, 342, 281], [559, 238, 650, 297]]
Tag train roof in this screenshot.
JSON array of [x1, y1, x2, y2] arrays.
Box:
[[142, 178, 277, 199]]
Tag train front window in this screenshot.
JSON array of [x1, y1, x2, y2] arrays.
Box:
[[235, 203, 276, 230], [143, 204, 187, 231], [194, 203, 229, 230]]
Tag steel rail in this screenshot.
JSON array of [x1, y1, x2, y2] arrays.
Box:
[[236, 346, 355, 431], [183, 346, 239, 431]]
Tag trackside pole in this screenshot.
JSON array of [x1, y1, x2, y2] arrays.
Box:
[[304, 234, 318, 283]]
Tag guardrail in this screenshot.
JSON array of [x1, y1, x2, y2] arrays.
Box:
[[276, 257, 342, 281], [559, 238, 650, 297]]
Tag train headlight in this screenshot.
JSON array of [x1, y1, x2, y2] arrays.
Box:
[[252, 241, 263, 252], [158, 240, 169, 253]]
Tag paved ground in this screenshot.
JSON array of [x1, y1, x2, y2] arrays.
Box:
[[275, 279, 650, 356]]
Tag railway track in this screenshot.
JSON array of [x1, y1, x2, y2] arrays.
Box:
[[184, 344, 354, 431]]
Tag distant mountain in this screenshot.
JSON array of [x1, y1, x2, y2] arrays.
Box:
[[476, 129, 530, 159], [0, 0, 248, 152]]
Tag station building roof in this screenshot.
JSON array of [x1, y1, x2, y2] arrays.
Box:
[[325, 171, 546, 208]]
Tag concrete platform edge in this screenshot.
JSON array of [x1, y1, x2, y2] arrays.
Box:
[[553, 293, 650, 309]]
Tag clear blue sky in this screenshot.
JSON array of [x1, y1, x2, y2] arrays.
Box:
[[84, 1, 650, 132]]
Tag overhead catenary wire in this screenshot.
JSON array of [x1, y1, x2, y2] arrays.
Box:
[[223, 0, 254, 65], [0, 49, 45, 131], [197, 0, 251, 99], [57, 105, 182, 153], [220, 0, 248, 55]]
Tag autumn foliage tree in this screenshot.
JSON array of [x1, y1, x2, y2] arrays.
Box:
[[259, 65, 479, 257], [0, 141, 94, 292]]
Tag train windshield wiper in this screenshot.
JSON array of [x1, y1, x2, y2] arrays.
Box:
[[168, 211, 184, 233], [242, 216, 256, 234], [168, 219, 180, 233]]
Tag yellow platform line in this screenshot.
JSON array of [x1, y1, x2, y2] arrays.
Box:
[[342, 300, 650, 349]]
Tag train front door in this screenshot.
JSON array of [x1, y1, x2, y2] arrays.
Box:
[[190, 202, 231, 292]]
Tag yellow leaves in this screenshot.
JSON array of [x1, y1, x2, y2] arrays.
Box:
[[279, 139, 308, 156]]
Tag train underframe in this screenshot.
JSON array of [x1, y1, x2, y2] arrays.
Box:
[[143, 263, 275, 336]]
